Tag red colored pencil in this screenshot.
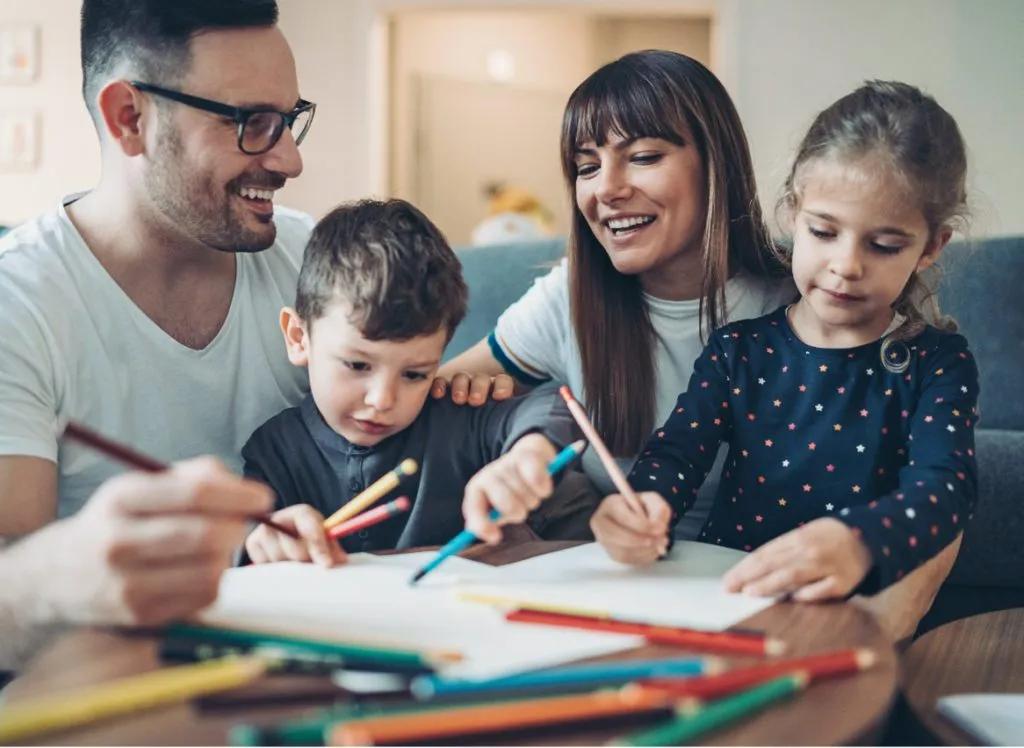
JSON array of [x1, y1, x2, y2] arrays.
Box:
[[639, 648, 876, 699], [327, 497, 411, 540], [505, 608, 784, 656], [61, 420, 300, 540]]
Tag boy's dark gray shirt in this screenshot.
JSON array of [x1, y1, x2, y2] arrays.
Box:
[[242, 389, 578, 552]]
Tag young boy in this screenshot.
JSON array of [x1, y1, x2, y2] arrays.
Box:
[[242, 199, 586, 567]]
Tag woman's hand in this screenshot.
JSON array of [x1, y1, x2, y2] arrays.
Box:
[[590, 491, 671, 565], [722, 517, 873, 601], [244, 504, 348, 568], [431, 372, 517, 406]]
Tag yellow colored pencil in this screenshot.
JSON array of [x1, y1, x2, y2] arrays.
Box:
[[323, 458, 418, 530], [456, 591, 612, 619], [0, 655, 267, 744]]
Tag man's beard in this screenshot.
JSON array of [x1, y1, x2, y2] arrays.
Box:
[[145, 127, 280, 253]]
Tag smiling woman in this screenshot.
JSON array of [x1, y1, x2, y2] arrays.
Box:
[[443, 50, 794, 541]]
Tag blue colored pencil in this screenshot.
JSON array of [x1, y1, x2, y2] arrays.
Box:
[[409, 439, 586, 584], [411, 656, 712, 699]]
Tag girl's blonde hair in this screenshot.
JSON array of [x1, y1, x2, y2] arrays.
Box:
[[561, 50, 782, 455], [776, 80, 969, 372]]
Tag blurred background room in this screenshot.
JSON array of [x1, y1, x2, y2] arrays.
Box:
[[0, 0, 1020, 242]]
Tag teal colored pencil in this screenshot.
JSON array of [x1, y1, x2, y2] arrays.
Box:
[[613, 673, 808, 746], [409, 439, 586, 584], [166, 622, 446, 672]]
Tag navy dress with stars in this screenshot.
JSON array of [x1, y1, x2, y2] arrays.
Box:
[[630, 306, 979, 593]]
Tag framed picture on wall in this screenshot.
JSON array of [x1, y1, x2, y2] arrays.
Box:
[[0, 111, 38, 170], [0, 24, 40, 83]]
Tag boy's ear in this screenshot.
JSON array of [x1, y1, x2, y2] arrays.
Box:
[[280, 307, 310, 366], [917, 228, 953, 273]]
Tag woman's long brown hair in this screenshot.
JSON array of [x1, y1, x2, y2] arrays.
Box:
[[561, 50, 779, 456]]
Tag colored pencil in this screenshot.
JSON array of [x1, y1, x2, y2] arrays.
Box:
[[409, 439, 587, 584], [505, 608, 785, 656], [322, 459, 418, 530], [640, 648, 876, 699], [327, 497, 411, 540], [0, 655, 268, 744], [411, 656, 713, 699], [558, 386, 645, 515], [614, 674, 809, 746], [61, 420, 300, 540], [329, 684, 677, 746], [166, 622, 460, 673]]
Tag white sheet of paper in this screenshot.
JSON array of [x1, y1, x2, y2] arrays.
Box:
[[201, 552, 642, 681], [451, 542, 775, 630], [938, 694, 1024, 745]]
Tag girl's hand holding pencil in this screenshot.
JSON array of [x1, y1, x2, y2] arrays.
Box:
[[244, 504, 348, 568], [591, 491, 672, 565]]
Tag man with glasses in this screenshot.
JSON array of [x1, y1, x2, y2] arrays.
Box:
[[0, 0, 317, 650]]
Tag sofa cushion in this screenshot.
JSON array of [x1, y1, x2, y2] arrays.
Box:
[[449, 238, 566, 362], [937, 239, 1024, 431]]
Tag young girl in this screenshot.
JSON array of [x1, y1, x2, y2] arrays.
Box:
[[442, 51, 793, 543], [592, 80, 979, 602]]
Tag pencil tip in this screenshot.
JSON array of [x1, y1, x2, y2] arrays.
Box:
[[399, 458, 419, 476], [559, 385, 572, 400], [409, 569, 426, 585]]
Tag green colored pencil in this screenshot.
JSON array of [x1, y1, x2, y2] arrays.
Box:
[[167, 622, 455, 672], [614, 673, 808, 746]]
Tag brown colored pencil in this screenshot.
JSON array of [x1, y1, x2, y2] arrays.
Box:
[[62, 420, 300, 539], [558, 386, 645, 515]]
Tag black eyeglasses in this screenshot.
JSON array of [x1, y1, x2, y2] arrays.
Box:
[[131, 81, 316, 155]]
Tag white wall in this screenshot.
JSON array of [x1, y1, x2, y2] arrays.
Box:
[[720, 0, 1024, 236], [0, 0, 97, 226], [3, 0, 1021, 237]]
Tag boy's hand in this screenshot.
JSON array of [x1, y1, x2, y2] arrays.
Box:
[[591, 491, 671, 565], [244, 505, 348, 568], [463, 433, 558, 544], [722, 517, 873, 601], [431, 372, 516, 406]]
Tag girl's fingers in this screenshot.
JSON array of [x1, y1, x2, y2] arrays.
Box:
[[741, 562, 820, 598], [791, 575, 845, 602]]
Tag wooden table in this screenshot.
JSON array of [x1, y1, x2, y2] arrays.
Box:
[[4, 541, 899, 746], [902, 608, 1024, 745]]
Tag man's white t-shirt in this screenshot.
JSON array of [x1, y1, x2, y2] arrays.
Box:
[[493, 259, 794, 539], [0, 198, 313, 519]]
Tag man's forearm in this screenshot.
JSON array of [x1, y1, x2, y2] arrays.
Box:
[[0, 528, 69, 670]]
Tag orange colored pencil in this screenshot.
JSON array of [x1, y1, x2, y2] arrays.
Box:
[[506, 608, 785, 656], [327, 497, 411, 540], [328, 684, 676, 746], [639, 648, 876, 700], [558, 386, 645, 515]]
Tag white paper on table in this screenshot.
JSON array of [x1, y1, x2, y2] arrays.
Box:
[[201, 552, 642, 681], [937, 694, 1024, 745], [451, 541, 776, 631]]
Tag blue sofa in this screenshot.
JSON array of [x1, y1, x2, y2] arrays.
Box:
[[451, 236, 1024, 628]]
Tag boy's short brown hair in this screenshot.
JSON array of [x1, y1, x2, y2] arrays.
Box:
[[296, 199, 468, 341]]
